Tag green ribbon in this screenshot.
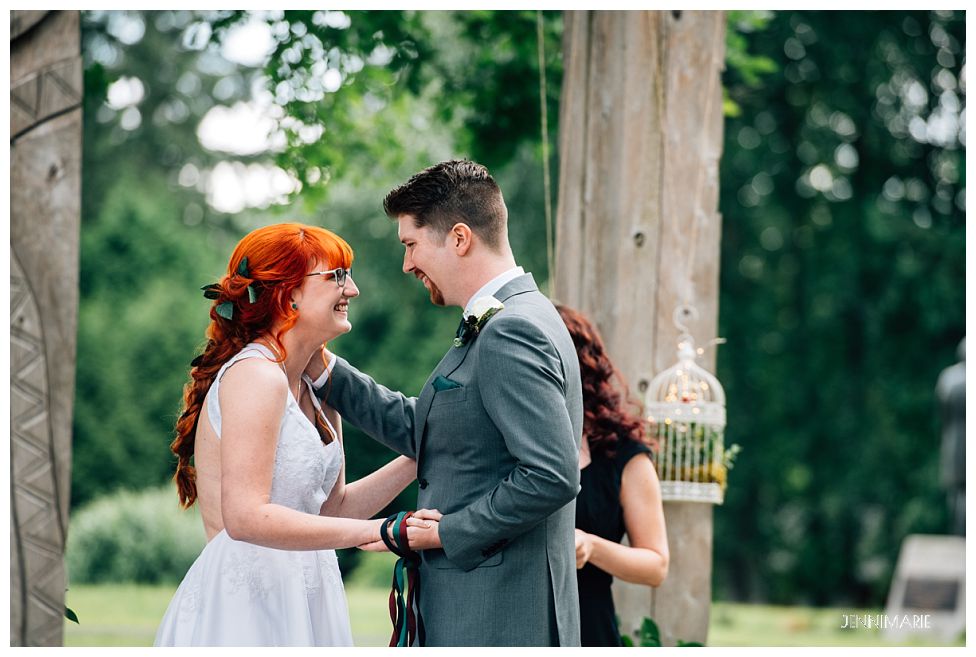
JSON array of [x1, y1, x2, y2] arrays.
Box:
[[381, 511, 424, 646]]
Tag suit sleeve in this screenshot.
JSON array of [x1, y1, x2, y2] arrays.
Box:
[[314, 356, 419, 459], [437, 315, 580, 570]]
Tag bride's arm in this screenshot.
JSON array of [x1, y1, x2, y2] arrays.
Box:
[[319, 404, 417, 519], [219, 359, 384, 549]]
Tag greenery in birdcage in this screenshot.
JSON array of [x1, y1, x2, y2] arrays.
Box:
[[652, 421, 742, 490]]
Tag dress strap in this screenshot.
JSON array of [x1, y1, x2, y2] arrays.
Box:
[[303, 373, 339, 442], [206, 344, 277, 439]]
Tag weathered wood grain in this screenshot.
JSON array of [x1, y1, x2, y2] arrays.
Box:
[[554, 10, 725, 646], [10, 10, 82, 647]]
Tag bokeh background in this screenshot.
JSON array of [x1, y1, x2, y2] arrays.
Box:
[[64, 9, 965, 645]]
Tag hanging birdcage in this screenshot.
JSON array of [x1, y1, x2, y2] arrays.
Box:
[[645, 307, 728, 504]]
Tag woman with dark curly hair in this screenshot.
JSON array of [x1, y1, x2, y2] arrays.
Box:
[[556, 304, 669, 647]]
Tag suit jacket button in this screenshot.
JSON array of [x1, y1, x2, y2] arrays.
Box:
[[418, 478, 429, 489]]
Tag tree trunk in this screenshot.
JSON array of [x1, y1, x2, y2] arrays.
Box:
[[10, 10, 82, 647], [555, 10, 725, 646]]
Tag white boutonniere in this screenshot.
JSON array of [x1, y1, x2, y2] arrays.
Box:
[[453, 296, 505, 347]]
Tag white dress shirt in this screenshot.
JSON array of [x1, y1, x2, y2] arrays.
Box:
[[462, 265, 524, 317]]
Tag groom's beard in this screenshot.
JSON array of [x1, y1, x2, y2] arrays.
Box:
[[428, 280, 445, 306], [416, 270, 446, 306]]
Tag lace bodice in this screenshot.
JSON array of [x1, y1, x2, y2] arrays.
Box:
[[207, 343, 343, 515]]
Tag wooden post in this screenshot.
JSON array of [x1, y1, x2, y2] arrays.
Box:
[[10, 10, 83, 646], [554, 10, 725, 646]]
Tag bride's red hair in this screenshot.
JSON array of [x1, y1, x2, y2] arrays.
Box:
[[171, 223, 353, 508]]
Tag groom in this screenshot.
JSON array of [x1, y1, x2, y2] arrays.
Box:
[[310, 160, 583, 646]]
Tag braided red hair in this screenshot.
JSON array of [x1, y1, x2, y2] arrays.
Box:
[[171, 223, 353, 508]]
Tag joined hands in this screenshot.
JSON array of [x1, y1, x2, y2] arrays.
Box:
[[359, 509, 443, 552]]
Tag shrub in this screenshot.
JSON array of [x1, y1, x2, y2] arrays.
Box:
[[66, 484, 206, 585]]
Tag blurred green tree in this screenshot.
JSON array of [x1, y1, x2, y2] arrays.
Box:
[[715, 9, 965, 605], [76, 11, 247, 507]]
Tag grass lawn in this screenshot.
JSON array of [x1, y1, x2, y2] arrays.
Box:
[[707, 602, 962, 647], [64, 583, 964, 647], [63, 583, 395, 647]]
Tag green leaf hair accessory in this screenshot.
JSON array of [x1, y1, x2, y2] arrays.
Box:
[[247, 284, 259, 304], [215, 302, 234, 320], [201, 283, 221, 300], [237, 256, 250, 277]]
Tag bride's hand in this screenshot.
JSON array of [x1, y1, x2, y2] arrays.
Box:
[[358, 540, 390, 552], [357, 517, 392, 552]]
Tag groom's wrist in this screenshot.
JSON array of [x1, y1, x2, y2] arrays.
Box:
[[310, 352, 337, 390]]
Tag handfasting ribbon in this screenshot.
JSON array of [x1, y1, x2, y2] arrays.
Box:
[[380, 511, 425, 647]]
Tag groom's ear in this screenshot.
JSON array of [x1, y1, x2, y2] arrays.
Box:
[[450, 222, 473, 256]]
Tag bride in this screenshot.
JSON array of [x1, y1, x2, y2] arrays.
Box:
[[155, 223, 417, 646]]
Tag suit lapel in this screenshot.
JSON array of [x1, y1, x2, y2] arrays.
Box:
[[495, 273, 538, 303], [414, 273, 540, 455]]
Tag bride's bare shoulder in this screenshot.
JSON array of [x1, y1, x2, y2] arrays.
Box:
[[220, 356, 287, 388]]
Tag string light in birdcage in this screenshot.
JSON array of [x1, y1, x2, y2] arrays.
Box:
[[645, 306, 729, 504]]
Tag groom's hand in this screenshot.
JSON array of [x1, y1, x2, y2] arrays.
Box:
[[405, 508, 443, 550], [304, 344, 332, 381]]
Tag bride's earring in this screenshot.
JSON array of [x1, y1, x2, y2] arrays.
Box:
[[291, 302, 298, 310]]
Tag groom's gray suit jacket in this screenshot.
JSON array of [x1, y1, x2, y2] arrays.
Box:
[[320, 273, 583, 646]]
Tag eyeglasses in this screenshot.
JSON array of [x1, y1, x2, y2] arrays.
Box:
[[305, 267, 351, 288]]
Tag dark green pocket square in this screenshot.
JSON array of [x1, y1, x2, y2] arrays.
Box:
[[432, 375, 462, 391]]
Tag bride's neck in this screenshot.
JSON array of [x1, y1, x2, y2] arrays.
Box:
[[255, 332, 317, 388]]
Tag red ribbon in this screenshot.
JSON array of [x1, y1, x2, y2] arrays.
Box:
[[381, 511, 425, 647]]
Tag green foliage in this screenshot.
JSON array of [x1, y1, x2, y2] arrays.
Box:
[[202, 10, 437, 204], [202, 10, 563, 203], [638, 616, 662, 646], [66, 485, 206, 584], [716, 10, 965, 606], [620, 616, 704, 647], [724, 11, 778, 117], [726, 11, 778, 86], [430, 11, 563, 172]]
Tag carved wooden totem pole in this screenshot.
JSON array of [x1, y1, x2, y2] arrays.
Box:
[[10, 10, 82, 647]]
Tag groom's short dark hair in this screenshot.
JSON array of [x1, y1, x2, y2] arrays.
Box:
[[383, 160, 507, 250]]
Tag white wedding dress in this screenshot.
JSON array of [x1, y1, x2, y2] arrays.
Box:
[[154, 343, 353, 646]]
